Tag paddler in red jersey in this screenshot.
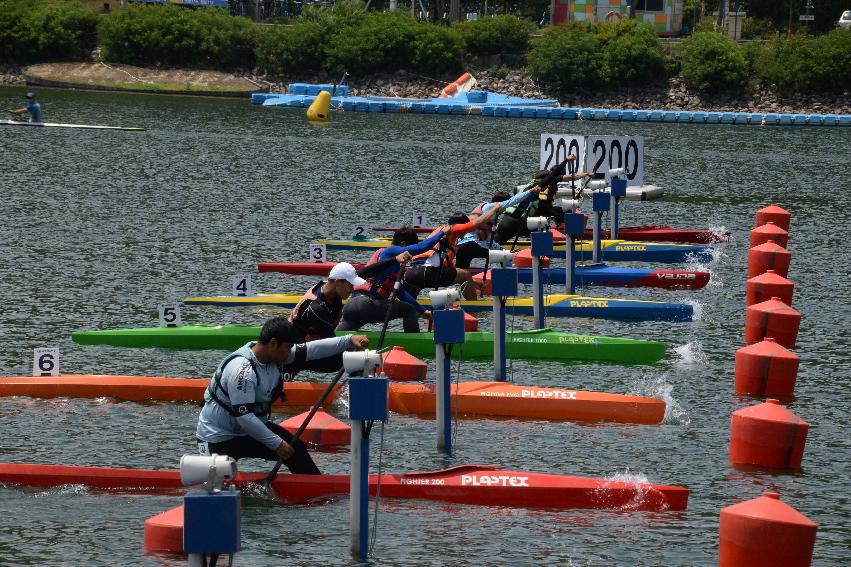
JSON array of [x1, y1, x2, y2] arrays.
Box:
[[403, 206, 501, 301]]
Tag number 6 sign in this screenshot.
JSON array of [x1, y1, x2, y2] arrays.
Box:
[[33, 348, 59, 377]]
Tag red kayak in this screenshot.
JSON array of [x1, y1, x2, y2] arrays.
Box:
[[371, 225, 730, 244], [0, 463, 687, 511]]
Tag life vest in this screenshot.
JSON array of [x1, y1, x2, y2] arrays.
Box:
[[353, 249, 397, 300], [411, 226, 454, 268], [206, 346, 307, 422], [468, 202, 492, 242], [289, 281, 341, 341]]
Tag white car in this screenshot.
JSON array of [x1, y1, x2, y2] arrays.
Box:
[[838, 10, 851, 29]]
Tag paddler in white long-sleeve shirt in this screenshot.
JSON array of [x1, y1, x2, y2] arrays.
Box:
[[196, 316, 368, 474]]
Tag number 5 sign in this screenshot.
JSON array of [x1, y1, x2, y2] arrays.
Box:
[[585, 136, 644, 186], [33, 348, 59, 376]]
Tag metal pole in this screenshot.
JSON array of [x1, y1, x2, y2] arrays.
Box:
[[350, 422, 368, 561], [565, 235, 576, 294], [531, 254, 545, 329], [435, 344, 451, 453], [592, 211, 602, 263], [493, 295, 506, 381]]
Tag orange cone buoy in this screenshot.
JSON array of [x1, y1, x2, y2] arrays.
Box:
[[144, 505, 184, 553], [513, 248, 552, 269], [729, 399, 808, 469], [750, 222, 788, 248], [719, 492, 817, 567], [744, 297, 800, 348], [746, 270, 794, 306], [755, 204, 791, 232], [747, 240, 791, 278], [279, 409, 350, 447], [734, 338, 800, 397], [381, 346, 428, 382]]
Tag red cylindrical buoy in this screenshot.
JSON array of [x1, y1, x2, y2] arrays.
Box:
[[744, 297, 800, 348], [747, 240, 791, 278], [746, 270, 794, 306], [729, 399, 809, 469], [750, 222, 789, 248], [513, 248, 551, 269], [755, 203, 791, 232], [279, 409, 350, 447], [719, 492, 817, 567], [144, 505, 184, 553], [381, 346, 428, 382], [734, 338, 800, 397]]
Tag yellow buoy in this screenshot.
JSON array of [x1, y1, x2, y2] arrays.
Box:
[[307, 90, 331, 123]]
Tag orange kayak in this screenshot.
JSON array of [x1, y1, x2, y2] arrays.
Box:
[[388, 381, 664, 424], [0, 374, 339, 408]]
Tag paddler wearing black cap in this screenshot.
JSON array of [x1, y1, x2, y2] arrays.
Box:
[[492, 155, 592, 246], [196, 316, 369, 474], [403, 206, 501, 301], [337, 226, 450, 333], [7, 92, 42, 123]]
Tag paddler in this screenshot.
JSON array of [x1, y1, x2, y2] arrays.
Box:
[[492, 155, 592, 246], [289, 257, 411, 345], [403, 206, 501, 300], [337, 226, 450, 333], [196, 316, 368, 474], [7, 92, 42, 123], [454, 187, 540, 269]]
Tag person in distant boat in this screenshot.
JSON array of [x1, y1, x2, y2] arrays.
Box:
[[7, 92, 42, 123], [403, 207, 501, 301], [492, 156, 592, 245], [337, 226, 450, 333], [290, 257, 411, 345], [454, 186, 540, 269], [196, 316, 369, 474]]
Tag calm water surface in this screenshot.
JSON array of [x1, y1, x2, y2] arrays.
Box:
[[1, 86, 849, 565]]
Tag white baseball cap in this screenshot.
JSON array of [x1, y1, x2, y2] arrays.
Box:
[[328, 262, 366, 286]]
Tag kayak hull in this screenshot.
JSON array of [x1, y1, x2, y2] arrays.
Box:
[[184, 293, 694, 322], [388, 381, 665, 424], [316, 239, 713, 264], [0, 463, 687, 511], [0, 374, 339, 407], [0, 119, 145, 131], [71, 326, 667, 364], [258, 262, 710, 290]]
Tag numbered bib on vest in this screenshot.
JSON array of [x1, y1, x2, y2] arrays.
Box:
[[310, 244, 327, 263], [231, 273, 253, 297], [158, 303, 183, 327], [411, 212, 428, 228], [33, 348, 59, 376]]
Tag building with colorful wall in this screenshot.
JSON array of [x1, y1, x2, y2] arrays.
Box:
[[551, 0, 684, 36]]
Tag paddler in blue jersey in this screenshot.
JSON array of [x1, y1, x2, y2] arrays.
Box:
[[196, 316, 369, 474], [454, 186, 540, 269], [7, 92, 42, 123], [337, 226, 450, 333]]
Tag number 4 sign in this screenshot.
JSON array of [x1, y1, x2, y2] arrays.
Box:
[[231, 274, 253, 297], [33, 348, 59, 377]]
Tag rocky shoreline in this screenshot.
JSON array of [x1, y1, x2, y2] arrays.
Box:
[[3, 63, 849, 115]]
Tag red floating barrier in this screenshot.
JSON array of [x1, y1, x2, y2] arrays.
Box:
[[744, 297, 800, 348], [144, 505, 184, 553], [719, 492, 817, 567], [279, 409, 350, 447], [746, 270, 794, 306], [381, 346, 428, 382], [755, 203, 791, 232], [750, 222, 788, 248], [513, 248, 551, 269], [747, 240, 791, 278], [729, 399, 809, 469], [461, 308, 478, 332], [734, 338, 800, 397]]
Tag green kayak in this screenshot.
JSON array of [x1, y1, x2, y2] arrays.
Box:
[[71, 325, 665, 364]]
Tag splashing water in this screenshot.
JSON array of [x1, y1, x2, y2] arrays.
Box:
[[685, 299, 704, 321], [673, 341, 706, 367], [709, 225, 733, 243], [629, 373, 690, 426], [596, 468, 669, 511]]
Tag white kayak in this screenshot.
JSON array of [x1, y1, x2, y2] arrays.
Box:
[[1, 120, 145, 132]]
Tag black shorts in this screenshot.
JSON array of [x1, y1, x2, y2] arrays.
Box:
[[455, 241, 489, 269], [403, 264, 457, 296], [204, 421, 321, 475], [493, 214, 527, 245]]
